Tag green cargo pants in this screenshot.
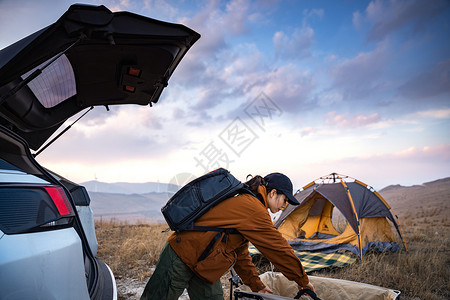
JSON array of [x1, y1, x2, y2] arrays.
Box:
[[140, 242, 224, 300]]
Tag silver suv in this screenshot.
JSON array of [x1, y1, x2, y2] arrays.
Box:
[[0, 4, 199, 299]]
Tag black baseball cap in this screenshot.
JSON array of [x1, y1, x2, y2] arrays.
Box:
[[264, 172, 299, 205]]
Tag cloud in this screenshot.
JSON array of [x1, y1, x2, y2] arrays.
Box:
[[273, 8, 322, 60], [388, 144, 450, 163], [176, 40, 317, 120], [421, 144, 450, 160], [168, 0, 257, 109], [174, 46, 268, 120], [352, 11, 363, 29], [303, 8, 324, 21], [106, 0, 132, 12], [273, 27, 314, 60], [327, 41, 389, 100], [223, 0, 252, 35], [178, 0, 250, 57], [37, 105, 191, 165], [325, 111, 381, 128], [0, 0, 74, 49], [398, 59, 450, 102], [315, 90, 343, 106], [413, 108, 450, 119], [224, 48, 319, 116], [221, 47, 316, 110], [117, 0, 320, 127], [300, 126, 317, 137], [142, 0, 179, 18], [358, 0, 450, 41]]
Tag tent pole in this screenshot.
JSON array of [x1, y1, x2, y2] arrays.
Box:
[[358, 233, 363, 263], [338, 175, 363, 262], [391, 208, 408, 252]]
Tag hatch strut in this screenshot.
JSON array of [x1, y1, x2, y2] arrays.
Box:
[[0, 37, 83, 106], [34, 106, 94, 157]]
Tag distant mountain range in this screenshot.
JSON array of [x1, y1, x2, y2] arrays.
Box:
[[378, 176, 450, 223], [88, 191, 171, 223], [82, 180, 182, 223], [81, 180, 180, 194], [84, 177, 450, 224]]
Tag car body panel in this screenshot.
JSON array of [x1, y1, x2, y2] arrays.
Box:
[[0, 228, 90, 299], [0, 170, 49, 184], [77, 205, 98, 256], [0, 127, 116, 299], [47, 169, 99, 255]]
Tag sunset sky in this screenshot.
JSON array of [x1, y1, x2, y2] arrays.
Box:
[[1, 0, 449, 191]]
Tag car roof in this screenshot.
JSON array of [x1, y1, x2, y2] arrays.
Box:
[[0, 4, 200, 150]]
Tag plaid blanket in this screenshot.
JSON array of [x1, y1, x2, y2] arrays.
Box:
[[248, 246, 357, 272]]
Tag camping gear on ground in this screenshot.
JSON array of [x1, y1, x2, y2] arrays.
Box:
[[234, 272, 400, 300], [274, 173, 406, 259], [161, 168, 253, 261], [233, 290, 320, 300], [229, 269, 244, 300], [229, 269, 321, 300], [249, 246, 357, 272]]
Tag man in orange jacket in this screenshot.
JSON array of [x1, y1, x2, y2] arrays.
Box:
[[141, 172, 315, 300]]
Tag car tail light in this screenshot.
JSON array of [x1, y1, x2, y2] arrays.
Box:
[[44, 186, 73, 215], [0, 184, 75, 234]]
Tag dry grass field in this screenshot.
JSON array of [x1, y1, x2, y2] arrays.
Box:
[[95, 179, 450, 300]]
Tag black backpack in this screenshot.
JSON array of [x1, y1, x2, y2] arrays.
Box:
[[161, 168, 254, 261]]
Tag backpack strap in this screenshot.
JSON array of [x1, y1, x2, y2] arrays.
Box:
[[192, 226, 240, 262], [190, 187, 256, 262], [240, 185, 256, 198]]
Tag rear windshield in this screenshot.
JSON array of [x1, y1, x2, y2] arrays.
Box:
[[21, 54, 76, 108]]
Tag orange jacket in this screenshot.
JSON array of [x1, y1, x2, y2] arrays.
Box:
[[168, 185, 309, 292]]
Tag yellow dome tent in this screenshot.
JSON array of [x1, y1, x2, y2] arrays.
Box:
[[274, 173, 407, 260]]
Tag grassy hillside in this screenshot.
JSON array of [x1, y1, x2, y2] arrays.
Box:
[[95, 220, 449, 299], [95, 177, 450, 299], [379, 177, 450, 226]]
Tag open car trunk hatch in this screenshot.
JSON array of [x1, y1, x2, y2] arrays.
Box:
[[0, 4, 200, 150]]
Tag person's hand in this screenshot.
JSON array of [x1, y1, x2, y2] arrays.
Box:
[[300, 281, 315, 293], [258, 286, 273, 294]]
